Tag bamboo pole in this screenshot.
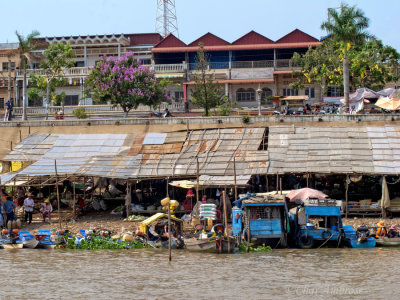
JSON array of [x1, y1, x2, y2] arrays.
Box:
[[280, 177, 283, 195], [233, 156, 237, 201], [72, 178, 76, 219], [247, 208, 251, 253], [54, 160, 61, 229], [167, 178, 171, 262], [125, 180, 130, 220], [276, 174, 279, 193], [345, 175, 349, 219], [196, 157, 200, 217], [223, 187, 230, 253]]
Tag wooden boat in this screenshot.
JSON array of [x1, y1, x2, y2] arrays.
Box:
[[185, 224, 235, 253], [22, 237, 40, 249], [2, 243, 24, 249], [376, 237, 400, 247]]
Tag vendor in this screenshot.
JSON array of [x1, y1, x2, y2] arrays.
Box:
[[375, 221, 387, 238], [41, 199, 53, 223], [4, 196, 16, 224], [387, 225, 399, 238]]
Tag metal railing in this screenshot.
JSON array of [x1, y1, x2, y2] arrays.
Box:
[[231, 60, 274, 68], [12, 103, 186, 115]]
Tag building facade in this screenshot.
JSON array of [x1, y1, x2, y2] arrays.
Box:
[[151, 29, 323, 109], [0, 43, 19, 110], [14, 33, 162, 106]]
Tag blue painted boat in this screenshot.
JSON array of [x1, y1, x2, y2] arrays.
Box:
[[342, 225, 376, 248], [232, 194, 289, 247]]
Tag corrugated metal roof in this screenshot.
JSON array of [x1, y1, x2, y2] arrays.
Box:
[[199, 175, 251, 186]]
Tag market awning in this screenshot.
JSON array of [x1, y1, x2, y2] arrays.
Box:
[[280, 96, 309, 101]]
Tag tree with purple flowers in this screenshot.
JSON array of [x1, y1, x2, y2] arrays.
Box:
[[85, 52, 170, 117]]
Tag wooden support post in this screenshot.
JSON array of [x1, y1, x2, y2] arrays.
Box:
[[19, 130, 22, 142], [223, 187, 230, 253], [266, 175, 269, 192], [233, 156, 237, 201], [54, 160, 61, 229], [196, 156, 200, 217], [276, 173, 278, 193], [280, 177, 283, 195], [83, 176, 86, 200], [247, 208, 251, 253], [72, 178, 76, 219], [125, 180, 131, 220], [91, 177, 95, 203], [10, 141, 12, 151], [167, 178, 172, 262], [345, 175, 349, 219], [306, 173, 309, 188]]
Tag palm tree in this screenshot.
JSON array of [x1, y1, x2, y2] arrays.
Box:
[[321, 4, 371, 109], [16, 30, 41, 120]]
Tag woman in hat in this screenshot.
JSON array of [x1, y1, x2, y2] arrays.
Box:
[[388, 225, 399, 238], [375, 220, 387, 238], [40, 199, 53, 223]]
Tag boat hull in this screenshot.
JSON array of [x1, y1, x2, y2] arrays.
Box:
[[346, 237, 376, 248], [185, 237, 235, 253], [2, 243, 24, 249], [22, 237, 40, 249], [376, 237, 400, 247]]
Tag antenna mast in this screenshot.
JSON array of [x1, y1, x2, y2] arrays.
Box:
[[156, 0, 179, 37]]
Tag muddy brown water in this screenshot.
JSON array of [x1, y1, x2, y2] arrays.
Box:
[[1, 247, 399, 300]]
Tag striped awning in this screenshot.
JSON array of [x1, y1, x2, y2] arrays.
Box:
[[155, 73, 185, 79]]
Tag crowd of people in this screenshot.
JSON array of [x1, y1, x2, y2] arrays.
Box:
[[0, 187, 53, 228]]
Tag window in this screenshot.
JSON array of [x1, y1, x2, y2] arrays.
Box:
[[305, 87, 315, 99], [327, 86, 343, 97], [0, 98, 4, 109], [75, 61, 85, 67], [282, 88, 298, 96], [32, 63, 40, 69], [174, 91, 184, 102], [237, 88, 255, 101], [261, 87, 273, 104], [140, 59, 151, 65], [64, 95, 79, 106], [2, 62, 8, 71]]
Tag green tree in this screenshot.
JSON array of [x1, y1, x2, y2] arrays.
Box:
[[85, 52, 171, 117], [291, 39, 400, 94], [321, 3, 371, 108], [191, 43, 225, 116], [16, 30, 42, 120], [29, 42, 75, 116]]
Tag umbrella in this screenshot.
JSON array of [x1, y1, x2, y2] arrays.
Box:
[[286, 188, 328, 202], [375, 89, 400, 111]]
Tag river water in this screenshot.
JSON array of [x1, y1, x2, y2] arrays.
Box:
[[1, 247, 399, 300]]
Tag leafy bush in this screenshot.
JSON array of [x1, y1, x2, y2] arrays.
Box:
[[72, 107, 88, 119], [242, 116, 250, 124], [238, 242, 272, 252]]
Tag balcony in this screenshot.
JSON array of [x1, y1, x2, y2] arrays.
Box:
[[16, 67, 91, 78], [152, 64, 185, 73]]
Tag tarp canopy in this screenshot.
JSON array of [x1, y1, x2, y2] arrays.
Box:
[[286, 188, 328, 202], [375, 89, 400, 111]]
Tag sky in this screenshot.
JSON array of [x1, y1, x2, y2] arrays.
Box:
[[1, 0, 399, 50]]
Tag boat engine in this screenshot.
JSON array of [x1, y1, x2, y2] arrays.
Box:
[[356, 225, 370, 242]]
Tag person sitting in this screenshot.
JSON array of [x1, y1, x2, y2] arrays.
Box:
[[40, 199, 53, 223], [387, 225, 399, 238], [375, 220, 387, 238]]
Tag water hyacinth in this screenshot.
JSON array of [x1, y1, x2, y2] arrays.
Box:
[[85, 52, 171, 116]]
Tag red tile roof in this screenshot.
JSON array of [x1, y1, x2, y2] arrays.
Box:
[[232, 31, 274, 45], [188, 32, 230, 47], [153, 34, 187, 48], [152, 42, 320, 53], [126, 33, 163, 46], [276, 29, 319, 43]]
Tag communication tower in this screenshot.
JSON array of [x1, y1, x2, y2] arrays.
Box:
[[156, 0, 179, 37]]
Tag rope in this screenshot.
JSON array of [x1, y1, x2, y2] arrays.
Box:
[[318, 231, 334, 248]]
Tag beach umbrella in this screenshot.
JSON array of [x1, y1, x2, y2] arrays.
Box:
[[286, 187, 328, 202]]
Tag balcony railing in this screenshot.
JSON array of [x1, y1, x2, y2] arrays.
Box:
[[152, 64, 185, 73], [231, 60, 274, 68], [16, 67, 91, 78]]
